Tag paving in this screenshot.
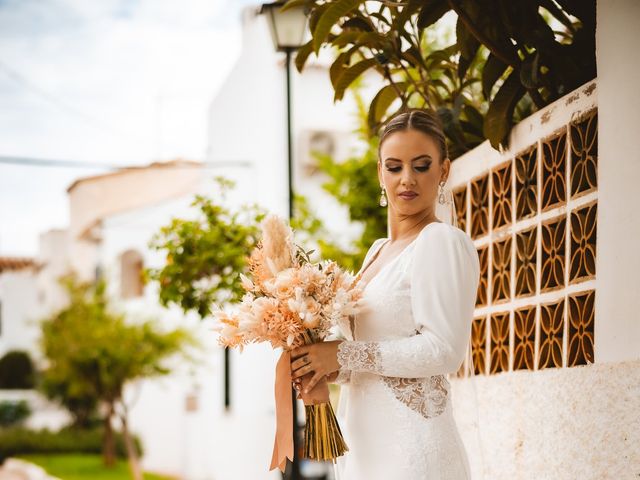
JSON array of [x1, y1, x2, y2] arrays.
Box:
[[0, 459, 58, 480]]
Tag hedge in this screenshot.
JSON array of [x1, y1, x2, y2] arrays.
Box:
[[0, 426, 143, 464]]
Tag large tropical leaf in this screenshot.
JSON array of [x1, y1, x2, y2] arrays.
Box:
[[329, 45, 360, 87], [483, 69, 526, 148], [294, 39, 314, 73], [341, 16, 373, 31], [392, 0, 425, 31], [333, 57, 378, 101], [456, 16, 480, 79], [367, 82, 408, 133], [281, 0, 311, 12], [416, 0, 449, 29], [482, 53, 508, 100], [313, 0, 364, 54]]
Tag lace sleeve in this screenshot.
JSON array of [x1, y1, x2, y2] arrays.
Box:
[[325, 326, 352, 384], [336, 224, 479, 378], [333, 366, 352, 384]]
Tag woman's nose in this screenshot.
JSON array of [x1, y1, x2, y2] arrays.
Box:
[[400, 168, 416, 186]]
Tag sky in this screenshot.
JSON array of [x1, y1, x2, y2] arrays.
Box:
[[0, 0, 257, 256]]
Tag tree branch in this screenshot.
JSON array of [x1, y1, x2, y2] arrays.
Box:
[[381, 63, 409, 108]]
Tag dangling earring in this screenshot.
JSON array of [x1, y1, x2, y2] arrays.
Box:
[[438, 180, 446, 205], [379, 186, 388, 207]]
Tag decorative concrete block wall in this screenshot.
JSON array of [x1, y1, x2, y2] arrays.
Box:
[[446, 78, 639, 478]]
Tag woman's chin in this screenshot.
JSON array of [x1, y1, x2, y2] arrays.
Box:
[[390, 204, 428, 216]]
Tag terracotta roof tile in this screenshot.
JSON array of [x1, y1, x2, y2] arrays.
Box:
[[0, 257, 36, 273]]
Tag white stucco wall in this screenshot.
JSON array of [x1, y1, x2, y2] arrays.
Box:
[[450, 359, 640, 479], [593, 0, 640, 363], [0, 268, 39, 359]]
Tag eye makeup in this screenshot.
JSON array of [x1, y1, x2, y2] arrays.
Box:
[[384, 157, 432, 173]]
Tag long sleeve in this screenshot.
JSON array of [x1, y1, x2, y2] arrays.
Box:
[[336, 224, 480, 378]]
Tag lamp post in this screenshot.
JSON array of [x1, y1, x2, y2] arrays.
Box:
[[259, 3, 308, 479], [259, 1, 308, 220]]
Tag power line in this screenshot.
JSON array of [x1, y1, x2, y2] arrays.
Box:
[[0, 155, 252, 170], [0, 60, 146, 143]]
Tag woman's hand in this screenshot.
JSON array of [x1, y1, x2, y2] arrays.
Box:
[[290, 340, 342, 393]]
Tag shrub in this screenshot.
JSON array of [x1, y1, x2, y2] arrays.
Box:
[[0, 350, 35, 389], [0, 400, 31, 427], [0, 426, 143, 464]]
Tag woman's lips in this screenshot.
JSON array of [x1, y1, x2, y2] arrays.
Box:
[[399, 191, 418, 200]]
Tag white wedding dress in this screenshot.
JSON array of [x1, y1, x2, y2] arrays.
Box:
[[332, 222, 479, 480]]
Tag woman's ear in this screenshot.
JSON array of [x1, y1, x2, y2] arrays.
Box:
[[440, 157, 451, 184]]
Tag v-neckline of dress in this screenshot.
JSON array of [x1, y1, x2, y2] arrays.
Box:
[[358, 222, 442, 290]]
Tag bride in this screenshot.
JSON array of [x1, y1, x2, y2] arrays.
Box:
[[290, 108, 480, 479]]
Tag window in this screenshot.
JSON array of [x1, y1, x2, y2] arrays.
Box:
[[120, 250, 144, 299]]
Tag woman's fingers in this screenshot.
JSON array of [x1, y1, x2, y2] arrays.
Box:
[[291, 356, 309, 371], [293, 373, 312, 394], [291, 362, 313, 379], [290, 345, 310, 360], [304, 373, 323, 393]]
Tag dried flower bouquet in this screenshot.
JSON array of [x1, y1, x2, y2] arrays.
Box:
[[212, 214, 362, 471]]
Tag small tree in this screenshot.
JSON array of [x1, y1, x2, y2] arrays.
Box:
[[39, 274, 197, 479], [147, 176, 266, 318]]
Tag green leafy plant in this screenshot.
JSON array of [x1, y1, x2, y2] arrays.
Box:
[[284, 0, 595, 151], [147, 177, 266, 318], [0, 426, 141, 464]]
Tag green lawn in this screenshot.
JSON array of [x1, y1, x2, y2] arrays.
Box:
[[17, 454, 175, 480]]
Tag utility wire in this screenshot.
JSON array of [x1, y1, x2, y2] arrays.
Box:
[[0, 60, 146, 143], [0, 155, 252, 170]]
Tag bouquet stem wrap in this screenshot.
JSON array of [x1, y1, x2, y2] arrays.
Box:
[[270, 351, 294, 472]]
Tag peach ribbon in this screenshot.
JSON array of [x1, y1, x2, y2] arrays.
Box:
[[269, 350, 294, 472]]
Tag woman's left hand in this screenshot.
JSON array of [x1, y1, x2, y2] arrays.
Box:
[[290, 340, 342, 393]]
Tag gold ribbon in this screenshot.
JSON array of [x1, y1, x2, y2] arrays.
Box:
[[269, 350, 294, 472]]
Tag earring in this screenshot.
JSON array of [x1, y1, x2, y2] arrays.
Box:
[[438, 181, 446, 205], [379, 186, 388, 207]]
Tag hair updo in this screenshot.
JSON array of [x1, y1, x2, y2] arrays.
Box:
[[377, 108, 448, 162]]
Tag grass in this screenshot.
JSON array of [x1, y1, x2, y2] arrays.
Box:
[[17, 454, 176, 480]]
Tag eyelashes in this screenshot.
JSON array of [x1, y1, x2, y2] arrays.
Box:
[[385, 164, 431, 173]]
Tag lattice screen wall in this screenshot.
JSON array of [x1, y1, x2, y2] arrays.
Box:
[[456, 108, 598, 376]]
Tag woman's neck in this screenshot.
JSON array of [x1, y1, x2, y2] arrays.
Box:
[[387, 209, 438, 242]]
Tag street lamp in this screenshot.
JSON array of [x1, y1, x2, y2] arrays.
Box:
[[259, 1, 309, 220], [259, 4, 309, 479]]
